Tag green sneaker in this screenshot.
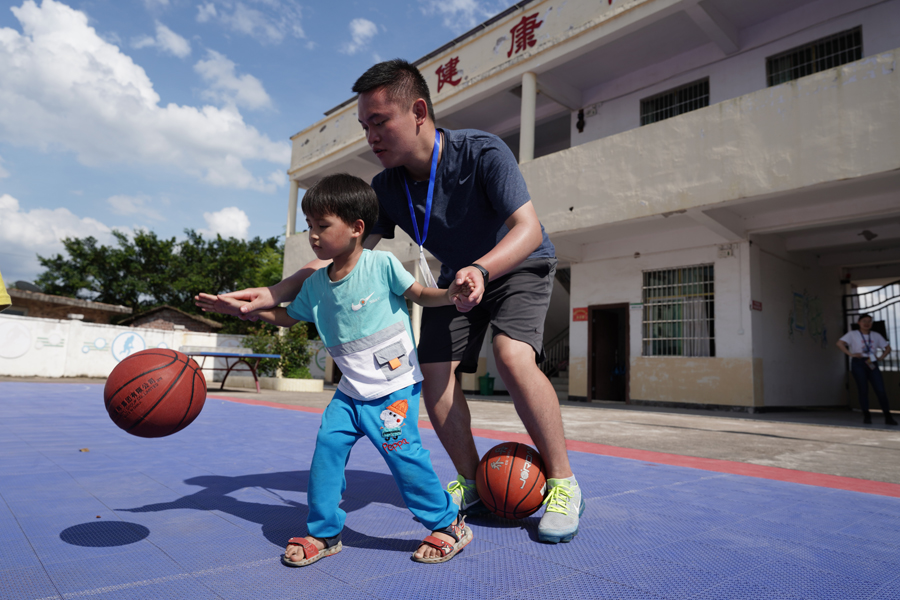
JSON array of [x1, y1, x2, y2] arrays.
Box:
[[538, 478, 585, 543], [447, 475, 489, 516]]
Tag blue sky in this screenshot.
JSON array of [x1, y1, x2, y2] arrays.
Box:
[[0, 0, 517, 285]]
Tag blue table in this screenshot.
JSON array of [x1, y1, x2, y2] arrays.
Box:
[[181, 347, 281, 393]]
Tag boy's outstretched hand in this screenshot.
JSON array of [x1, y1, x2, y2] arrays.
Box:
[[449, 274, 477, 311], [194, 293, 250, 318], [194, 287, 276, 321]]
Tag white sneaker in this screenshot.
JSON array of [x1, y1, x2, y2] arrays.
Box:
[[446, 475, 489, 516], [538, 478, 585, 543]]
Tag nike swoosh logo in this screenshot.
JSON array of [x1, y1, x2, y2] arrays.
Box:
[[351, 292, 375, 311], [458, 173, 472, 185]]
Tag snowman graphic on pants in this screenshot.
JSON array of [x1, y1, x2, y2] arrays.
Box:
[[380, 399, 407, 441]]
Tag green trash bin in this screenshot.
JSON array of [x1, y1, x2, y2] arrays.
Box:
[[478, 373, 494, 396]]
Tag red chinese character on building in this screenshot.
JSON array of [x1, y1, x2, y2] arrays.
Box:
[[435, 57, 462, 93], [507, 13, 543, 58]]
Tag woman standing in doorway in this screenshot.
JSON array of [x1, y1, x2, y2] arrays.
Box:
[[837, 314, 896, 425]]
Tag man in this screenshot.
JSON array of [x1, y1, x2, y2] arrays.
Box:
[[217, 59, 583, 543]]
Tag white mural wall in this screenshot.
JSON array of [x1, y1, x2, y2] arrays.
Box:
[[0, 314, 326, 381]]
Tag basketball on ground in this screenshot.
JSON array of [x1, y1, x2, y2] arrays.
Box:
[[475, 442, 547, 519], [104, 349, 207, 438]]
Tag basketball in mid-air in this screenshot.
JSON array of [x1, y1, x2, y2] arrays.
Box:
[[475, 442, 547, 519], [104, 349, 207, 438]]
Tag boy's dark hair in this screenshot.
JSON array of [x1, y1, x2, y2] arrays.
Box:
[[858, 313, 873, 322], [352, 59, 435, 123], [301, 174, 379, 240]]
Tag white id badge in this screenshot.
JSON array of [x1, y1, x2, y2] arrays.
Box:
[[418, 246, 437, 288]]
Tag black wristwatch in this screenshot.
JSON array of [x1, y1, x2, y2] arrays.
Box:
[[469, 263, 489, 284]]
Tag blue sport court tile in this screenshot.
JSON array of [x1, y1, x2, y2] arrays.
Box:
[[40, 548, 188, 596], [446, 546, 581, 598], [512, 525, 639, 570], [788, 544, 900, 583], [193, 557, 381, 600], [0, 533, 43, 569], [496, 572, 668, 600], [61, 576, 222, 600], [691, 579, 808, 600], [0, 566, 62, 600], [731, 558, 883, 600], [837, 517, 900, 545], [3, 381, 900, 600], [363, 562, 502, 600], [589, 553, 724, 598], [868, 574, 900, 600], [640, 538, 767, 577]]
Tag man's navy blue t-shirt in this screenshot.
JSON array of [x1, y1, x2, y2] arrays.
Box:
[[370, 128, 555, 286]]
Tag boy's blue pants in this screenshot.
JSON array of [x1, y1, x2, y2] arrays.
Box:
[[306, 382, 458, 539]]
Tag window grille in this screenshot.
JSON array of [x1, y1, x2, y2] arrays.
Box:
[[640, 79, 709, 126], [642, 265, 715, 357], [767, 27, 862, 87]]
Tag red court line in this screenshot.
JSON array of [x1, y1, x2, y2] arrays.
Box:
[[210, 394, 900, 499]]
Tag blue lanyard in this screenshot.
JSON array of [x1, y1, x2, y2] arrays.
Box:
[[862, 332, 873, 354], [403, 130, 440, 246]]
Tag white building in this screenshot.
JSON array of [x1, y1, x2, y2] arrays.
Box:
[[283, 0, 900, 410]]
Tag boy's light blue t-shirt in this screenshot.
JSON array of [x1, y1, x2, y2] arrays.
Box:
[[285, 249, 416, 348]]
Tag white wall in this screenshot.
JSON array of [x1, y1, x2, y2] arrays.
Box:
[[568, 238, 752, 401], [751, 239, 845, 406], [572, 239, 750, 353], [0, 315, 285, 384], [576, 0, 900, 143]]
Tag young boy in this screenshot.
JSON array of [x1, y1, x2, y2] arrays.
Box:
[[196, 173, 473, 566]]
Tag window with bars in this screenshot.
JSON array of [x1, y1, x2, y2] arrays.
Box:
[[642, 265, 715, 357], [767, 27, 862, 87], [640, 79, 709, 126]]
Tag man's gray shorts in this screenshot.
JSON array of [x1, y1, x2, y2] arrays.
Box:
[[418, 257, 557, 373]]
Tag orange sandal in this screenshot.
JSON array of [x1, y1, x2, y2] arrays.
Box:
[[411, 516, 472, 564], [282, 536, 342, 567]]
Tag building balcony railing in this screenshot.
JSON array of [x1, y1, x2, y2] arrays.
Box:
[[521, 49, 900, 242]]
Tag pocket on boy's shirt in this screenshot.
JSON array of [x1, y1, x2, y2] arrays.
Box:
[[373, 340, 414, 381]]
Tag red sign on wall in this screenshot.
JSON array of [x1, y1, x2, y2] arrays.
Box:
[[572, 307, 588, 322]]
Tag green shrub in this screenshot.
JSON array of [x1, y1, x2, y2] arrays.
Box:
[[242, 321, 313, 379]]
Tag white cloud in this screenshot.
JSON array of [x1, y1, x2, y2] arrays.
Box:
[[0, 0, 289, 192], [107, 195, 165, 221], [199, 206, 250, 239], [340, 18, 377, 55], [196, 1, 305, 44], [196, 2, 217, 23], [133, 21, 191, 58], [194, 50, 272, 111], [419, 0, 508, 33], [0, 193, 120, 283]]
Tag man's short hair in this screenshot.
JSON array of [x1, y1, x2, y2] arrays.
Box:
[[352, 59, 435, 123], [301, 174, 379, 240], [858, 313, 873, 322]]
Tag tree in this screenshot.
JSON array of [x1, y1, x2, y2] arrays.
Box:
[[35, 229, 285, 334]]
